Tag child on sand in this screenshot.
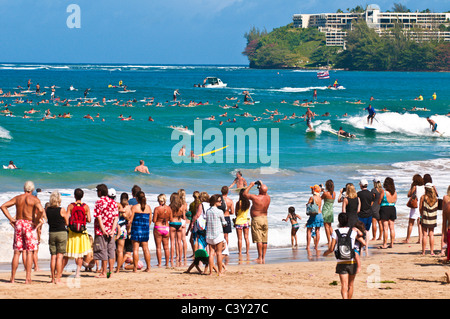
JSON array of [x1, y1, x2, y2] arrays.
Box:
[[184, 248, 214, 275], [282, 207, 302, 247]]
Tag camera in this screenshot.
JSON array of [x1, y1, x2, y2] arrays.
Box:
[[255, 181, 261, 188]]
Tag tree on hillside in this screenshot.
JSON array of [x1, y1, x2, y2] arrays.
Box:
[[392, 3, 410, 13]]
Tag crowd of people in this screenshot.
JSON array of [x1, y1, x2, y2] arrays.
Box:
[[0, 176, 271, 283], [1, 174, 449, 300], [298, 174, 449, 299]]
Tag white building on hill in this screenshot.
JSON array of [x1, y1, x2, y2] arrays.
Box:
[[293, 4, 450, 48]]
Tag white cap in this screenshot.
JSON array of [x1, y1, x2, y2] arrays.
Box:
[[360, 179, 368, 187], [108, 188, 116, 197], [425, 183, 434, 189]]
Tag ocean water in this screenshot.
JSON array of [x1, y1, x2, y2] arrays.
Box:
[[0, 63, 449, 263]]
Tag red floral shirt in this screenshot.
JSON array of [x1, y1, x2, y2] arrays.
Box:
[[94, 196, 118, 236]]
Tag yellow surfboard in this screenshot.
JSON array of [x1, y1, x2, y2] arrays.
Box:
[[197, 145, 229, 157]]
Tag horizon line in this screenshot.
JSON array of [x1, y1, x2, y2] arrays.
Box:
[[0, 61, 249, 67]]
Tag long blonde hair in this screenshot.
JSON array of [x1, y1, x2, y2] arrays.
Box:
[[425, 186, 437, 205], [346, 184, 357, 199], [178, 189, 186, 205]]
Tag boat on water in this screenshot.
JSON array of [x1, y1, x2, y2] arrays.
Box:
[[195, 77, 227, 88], [317, 71, 330, 79]]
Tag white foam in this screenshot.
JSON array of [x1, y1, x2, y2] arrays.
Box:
[[270, 86, 328, 93], [0, 126, 12, 140], [345, 112, 450, 137]]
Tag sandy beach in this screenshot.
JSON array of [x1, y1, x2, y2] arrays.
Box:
[[0, 234, 449, 301]]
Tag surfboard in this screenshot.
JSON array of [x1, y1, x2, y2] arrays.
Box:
[[118, 90, 136, 93], [364, 126, 377, 131], [3, 165, 18, 169], [328, 129, 356, 139], [197, 145, 229, 157], [306, 128, 315, 133]]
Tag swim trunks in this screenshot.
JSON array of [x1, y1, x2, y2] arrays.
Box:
[[223, 216, 232, 233], [251, 215, 268, 243], [13, 219, 39, 251], [432, 123, 437, 132]]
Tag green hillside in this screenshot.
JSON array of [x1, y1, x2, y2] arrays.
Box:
[[242, 24, 340, 69], [243, 22, 450, 71]]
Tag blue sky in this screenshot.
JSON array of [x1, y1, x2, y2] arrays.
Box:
[[0, 0, 448, 65]]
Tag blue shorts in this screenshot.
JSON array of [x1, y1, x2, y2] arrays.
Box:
[[432, 123, 437, 132], [358, 217, 372, 231]]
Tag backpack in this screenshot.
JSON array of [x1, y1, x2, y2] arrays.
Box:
[[69, 202, 87, 233], [334, 228, 355, 260], [218, 195, 227, 212]]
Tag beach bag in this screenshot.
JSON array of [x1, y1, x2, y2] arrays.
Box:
[[68, 202, 87, 233], [306, 202, 319, 216], [406, 193, 418, 209], [334, 228, 355, 260], [196, 204, 207, 231]]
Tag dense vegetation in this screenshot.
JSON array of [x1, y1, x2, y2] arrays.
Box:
[[243, 5, 450, 71], [334, 20, 450, 71], [242, 25, 340, 69]]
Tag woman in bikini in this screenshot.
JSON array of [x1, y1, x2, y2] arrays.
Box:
[[153, 194, 172, 267], [169, 193, 184, 266], [178, 189, 189, 262], [115, 192, 133, 273]]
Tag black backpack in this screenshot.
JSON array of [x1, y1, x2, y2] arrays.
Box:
[[218, 195, 227, 212], [334, 228, 355, 260]]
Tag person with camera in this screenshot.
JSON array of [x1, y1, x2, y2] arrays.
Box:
[[243, 180, 270, 264]]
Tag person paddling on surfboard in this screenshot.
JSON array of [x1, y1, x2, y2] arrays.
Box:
[[305, 107, 314, 131], [364, 104, 376, 125], [338, 127, 355, 138], [173, 89, 180, 102], [6, 161, 17, 169]]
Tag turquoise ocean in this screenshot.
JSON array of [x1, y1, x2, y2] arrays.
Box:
[[0, 63, 449, 263]]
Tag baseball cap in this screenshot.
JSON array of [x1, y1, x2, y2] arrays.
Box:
[[310, 185, 321, 193], [360, 179, 368, 186], [372, 177, 380, 183], [425, 183, 434, 189], [108, 188, 116, 197]]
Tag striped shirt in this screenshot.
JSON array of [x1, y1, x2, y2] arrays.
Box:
[[421, 198, 438, 229]]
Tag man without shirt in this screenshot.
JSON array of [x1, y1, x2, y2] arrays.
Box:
[[220, 186, 234, 245], [1, 181, 45, 283], [243, 181, 270, 264], [229, 171, 247, 189], [134, 160, 150, 174]]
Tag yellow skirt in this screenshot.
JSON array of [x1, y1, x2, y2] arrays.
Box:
[[65, 229, 92, 258]]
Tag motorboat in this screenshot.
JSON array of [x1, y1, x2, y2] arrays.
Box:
[[199, 77, 227, 88]]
